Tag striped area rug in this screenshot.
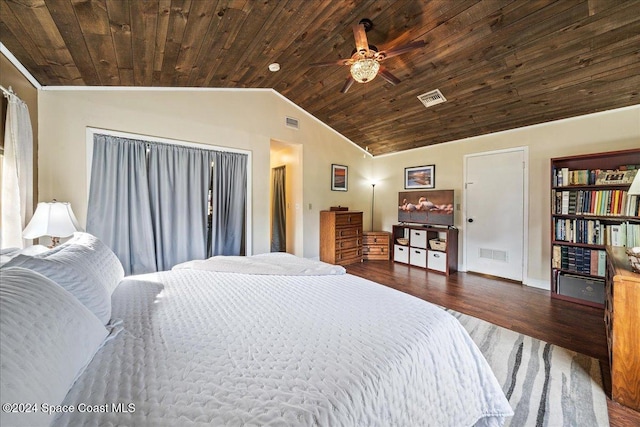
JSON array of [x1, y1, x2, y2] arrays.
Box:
[[445, 309, 609, 427]]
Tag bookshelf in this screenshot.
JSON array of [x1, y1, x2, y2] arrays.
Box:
[[550, 148, 640, 308]]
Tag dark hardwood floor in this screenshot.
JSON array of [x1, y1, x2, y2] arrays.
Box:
[[345, 260, 640, 427]]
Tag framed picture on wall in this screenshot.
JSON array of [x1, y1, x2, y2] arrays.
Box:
[[405, 165, 435, 189], [331, 164, 348, 191]]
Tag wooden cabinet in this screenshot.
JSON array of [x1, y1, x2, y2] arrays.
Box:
[[391, 224, 458, 275], [550, 149, 640, 307], [320, 211, 363, 265], [362, 231, 391, 260], [605, 246, 640, 411]]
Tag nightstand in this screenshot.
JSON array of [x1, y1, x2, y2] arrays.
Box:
[[363, 231, 391, 261]]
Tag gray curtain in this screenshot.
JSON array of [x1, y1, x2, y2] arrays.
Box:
[[87, 135, 156, 275], [271, 166, 286, 252], [210, 151, 247, 256], [147, 143, 215, 271], [88, 134, 248, 274]]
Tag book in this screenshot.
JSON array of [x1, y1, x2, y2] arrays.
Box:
[[553, 190, 562, 215], [561, 191, 570, 215], [561, 168, 569, 187], [625, 222, 640, 247], [597, 251, 606, 277], [568, 192, 577, 214], [567, 247, 577, 270], [576, 191, 584, 214], [596, 169, 629, 185], [610, 223, 627, 247], [590, 250, 598, 276], [612, 190, 619, 214], [552, 245, 561, 269], [625, 195, 636, 216], [587, 220, 595, 244], [561, 246, 569, 270], [575, 247, 585, 272]]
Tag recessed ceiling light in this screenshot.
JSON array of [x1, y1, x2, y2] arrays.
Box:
[[268, 63, 280, 72]]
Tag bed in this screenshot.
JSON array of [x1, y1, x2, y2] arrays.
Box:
[[0, 233, 512, 426]]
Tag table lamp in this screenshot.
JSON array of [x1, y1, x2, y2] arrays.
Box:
[[629, 170, 640, 196], [626, 171, 640, 271], [23, 201, 82, 247]]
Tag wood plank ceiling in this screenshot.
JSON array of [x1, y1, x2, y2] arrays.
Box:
[[1, 0, 639, 155]]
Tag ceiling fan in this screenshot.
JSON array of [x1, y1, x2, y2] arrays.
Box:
[[310, 18, 426, 93]]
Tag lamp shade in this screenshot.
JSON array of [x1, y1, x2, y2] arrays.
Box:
[[350, 58, 380, 83], [23, 201, 82, 239], [628, 171, 640, 196]]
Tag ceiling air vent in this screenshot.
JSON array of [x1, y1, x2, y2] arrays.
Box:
[[285, 116, 299, 130], [417, 89, 446, 108]]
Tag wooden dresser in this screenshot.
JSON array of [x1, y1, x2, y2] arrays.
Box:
[[604, 246, 640, 411], [320, 210, 363, 265], [363, 231, 391, 261]]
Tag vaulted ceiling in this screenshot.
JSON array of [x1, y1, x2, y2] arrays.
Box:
[[1, 0, 638, 155]]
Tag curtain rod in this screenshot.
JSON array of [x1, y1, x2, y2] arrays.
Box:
[[0, 84, 21, 101]]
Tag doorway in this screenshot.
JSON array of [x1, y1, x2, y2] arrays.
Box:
[[464, 147, 528, 282], [269, 139, 303, 256], [271, 165, 286, 252]]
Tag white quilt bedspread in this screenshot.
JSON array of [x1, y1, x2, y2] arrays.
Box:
[[54, 269, 512, 426], [173, 252, 346, 276]]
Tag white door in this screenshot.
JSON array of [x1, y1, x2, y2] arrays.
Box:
[[464, 148, 527, 281]]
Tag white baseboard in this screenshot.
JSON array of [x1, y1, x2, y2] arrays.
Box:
[[458, 264, 550, 290], [523, 277, 550, 290]]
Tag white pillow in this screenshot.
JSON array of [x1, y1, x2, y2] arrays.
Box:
[[4, 233, 124, 324], [48, 232, 124, 295], [0, 267, 108, 427], [0, 245, 49, 267]]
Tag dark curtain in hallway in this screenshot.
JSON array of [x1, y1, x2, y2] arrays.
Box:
[[271, 165, 286, 252]]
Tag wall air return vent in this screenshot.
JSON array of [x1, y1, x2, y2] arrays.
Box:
[[285, 116, 299, 130], [479, 248, 508, 262], [417, 89, 446, 108]]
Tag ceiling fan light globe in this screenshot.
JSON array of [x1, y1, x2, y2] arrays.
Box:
[[350, 59, 380, 83]]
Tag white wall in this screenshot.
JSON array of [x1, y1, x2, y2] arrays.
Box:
[[37, 88, 372, 258], [36, 87, 639, 282], [372, 105, 640, 289]]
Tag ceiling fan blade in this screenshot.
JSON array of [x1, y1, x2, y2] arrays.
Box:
[[353, 23, 369, 53], [377, 40, 426, 60], [378, 67, 401, 85], [340, 76, 355, 93], [309, 58, 352, 67]]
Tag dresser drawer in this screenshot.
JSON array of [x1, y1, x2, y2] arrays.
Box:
[[363, 245, 389, 260], [363, 245, 388, 255], [363, 232, 389, 245], [335, 247, 362, 265], [335, 227, 362, 239], [335, 213, 363, 227], [336, 237, 362, 250]]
